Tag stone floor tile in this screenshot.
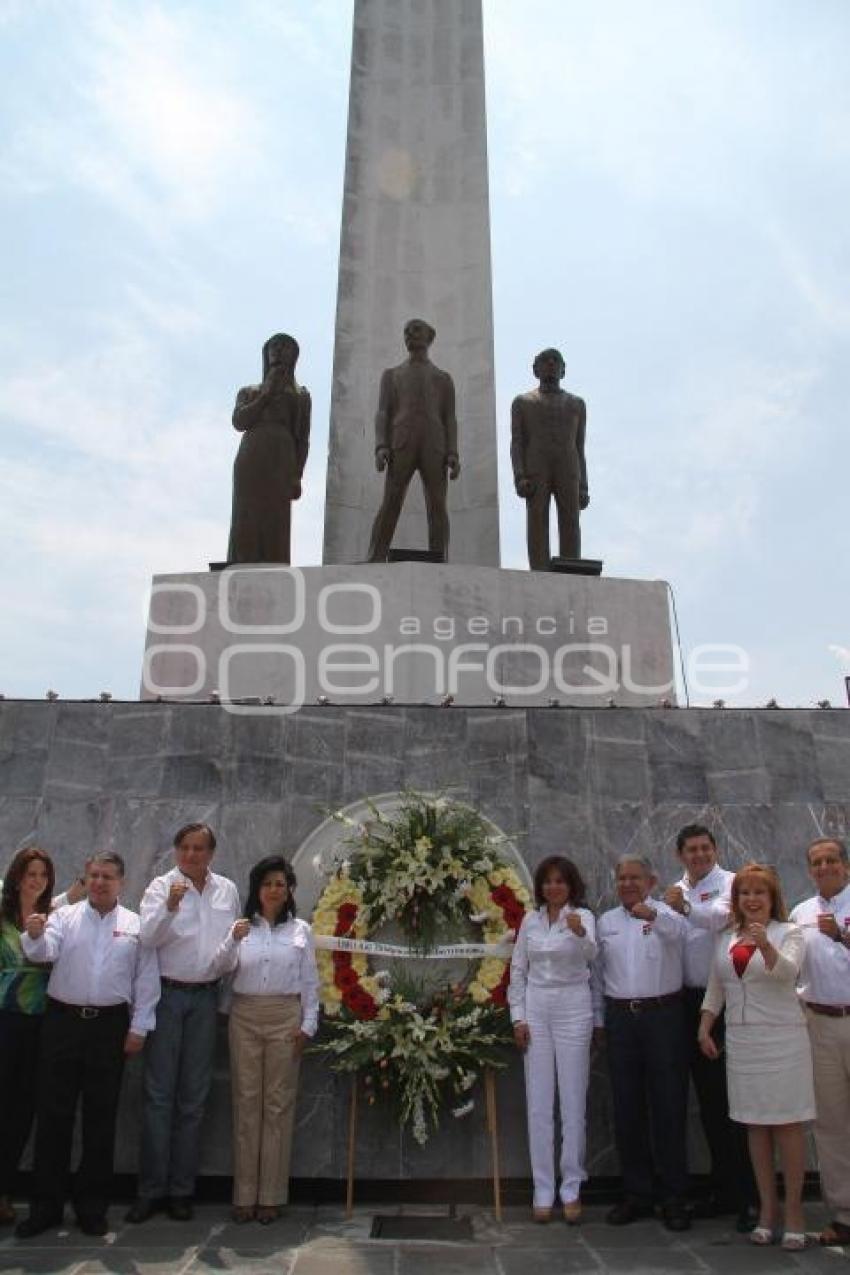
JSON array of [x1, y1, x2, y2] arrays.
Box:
[[397, 1246, 499, 1275], [588, 1247, 703, 1272], [290, 1244, 396, 1275], [190, 1246, 297, 1273], [497, 1245, 602, 1273]]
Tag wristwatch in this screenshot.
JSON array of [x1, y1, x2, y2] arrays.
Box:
[[682, 901, 692, 918]]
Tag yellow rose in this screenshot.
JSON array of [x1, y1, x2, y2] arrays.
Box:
[[468, 981, 489, 1004], [311, 910, 337, 933], [477, 959, 507, 990], [323, 985, 343, 1004]]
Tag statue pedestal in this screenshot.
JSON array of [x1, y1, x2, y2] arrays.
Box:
[[141, 563, 676, 708]]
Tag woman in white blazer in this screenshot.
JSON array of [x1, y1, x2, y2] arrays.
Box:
[[509, 855, 597, 1224], [698, 863, 814, 1251]]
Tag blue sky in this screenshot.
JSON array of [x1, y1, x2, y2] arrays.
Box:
[[0, 0, 848, 705]]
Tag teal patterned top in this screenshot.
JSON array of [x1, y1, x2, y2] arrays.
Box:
[[0, 916, 50, 1015]]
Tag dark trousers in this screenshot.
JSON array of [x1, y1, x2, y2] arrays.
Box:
[[30, 1000, 129, 1221], [606, 996, 689, 1203], [683, 986, 755, 1208], [0, 1010, 42, 1195], [367, 446, 450, 561], [138, 982, 218, 1199]]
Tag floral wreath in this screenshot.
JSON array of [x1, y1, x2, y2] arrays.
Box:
[[310, 793, 531, 1143]]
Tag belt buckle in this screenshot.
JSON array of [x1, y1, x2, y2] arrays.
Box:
[[628, 998, 642, 1014], [80, 1006, 99, 1020]]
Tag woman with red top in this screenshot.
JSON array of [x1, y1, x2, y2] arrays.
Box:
[[698, 863, 814, 1250]]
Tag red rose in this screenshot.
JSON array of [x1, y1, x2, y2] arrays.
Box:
[[491, 885, 513, 906], [335, 903, 358, 935], [504, 906, 525, 931], [490, 984, 507, 1006], [332, 950, 352, 967], [358, 995, 378, 1021], [335, 965, 359, 990]]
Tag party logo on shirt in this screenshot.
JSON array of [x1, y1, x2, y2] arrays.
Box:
[[642, 924, 653, 936], [700, 889, 720, 902], [113, 930, 138, 940]]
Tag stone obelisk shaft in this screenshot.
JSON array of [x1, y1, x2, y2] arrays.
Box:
[[322, 0, 500, 566]]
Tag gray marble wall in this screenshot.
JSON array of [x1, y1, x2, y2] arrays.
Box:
[[2, 700, 847, 1183]]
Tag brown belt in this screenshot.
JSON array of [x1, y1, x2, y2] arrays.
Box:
[[606, 990, 683, 1013], [806, 1002, 850, 1018]]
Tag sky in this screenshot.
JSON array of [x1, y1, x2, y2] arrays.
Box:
[[0, 0, 848, 707]]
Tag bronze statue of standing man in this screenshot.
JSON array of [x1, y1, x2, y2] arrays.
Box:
[[227, 334, 311, 565], [511, 348, 588, 570], [367, 318, 460, 562]]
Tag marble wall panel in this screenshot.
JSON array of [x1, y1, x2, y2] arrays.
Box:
[[1, 701, 848, 1184]]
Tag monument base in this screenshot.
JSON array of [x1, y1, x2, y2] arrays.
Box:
[[142, 562, 676, 707]]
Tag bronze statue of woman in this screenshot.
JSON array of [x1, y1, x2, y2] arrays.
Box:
[[226, 334, 311, 565]]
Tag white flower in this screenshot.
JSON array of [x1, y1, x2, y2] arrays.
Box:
[[452, 1100, 474, 1119]]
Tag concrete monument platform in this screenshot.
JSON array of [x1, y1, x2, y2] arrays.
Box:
[[141, 563, 675, 707]]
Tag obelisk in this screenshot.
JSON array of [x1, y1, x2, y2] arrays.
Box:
[[322, 0, 500, 567]]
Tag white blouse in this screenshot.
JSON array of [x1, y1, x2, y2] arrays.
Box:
[[508, 905, 597, 1024], [215, 915, 320, 1036]]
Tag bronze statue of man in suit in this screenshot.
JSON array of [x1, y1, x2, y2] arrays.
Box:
[[366, 318, 461, 562], [511, 348, 588, 570]]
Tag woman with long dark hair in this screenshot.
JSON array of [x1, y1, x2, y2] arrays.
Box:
[[0, 847, 56, 1224], [508, 854, 597, 1223], [214, 855, 319, 1224]]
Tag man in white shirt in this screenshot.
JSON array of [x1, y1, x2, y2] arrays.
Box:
[[15, 852, 160, 1239], [127, 822, 239, 1224], [593, 855, 690, 1230], [663, 823, 756, 1229], [790, 836, 850, 1247]]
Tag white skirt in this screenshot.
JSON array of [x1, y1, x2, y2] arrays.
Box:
[[725, 1022, 816, 1124]]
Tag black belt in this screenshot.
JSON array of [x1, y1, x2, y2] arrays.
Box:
[[806, 1002, 850, 1018], [47, 996, 128, 1020], [160, 976, 219, 991], [606, 990, 683, 1013]]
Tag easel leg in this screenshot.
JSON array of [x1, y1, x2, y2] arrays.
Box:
[[346, 1076, 358, 1218], [484, 1068, 502, 1222]]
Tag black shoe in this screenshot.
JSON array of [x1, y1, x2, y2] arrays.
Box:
[[125, 1197, 158, 1224], [606, 1198, 654, 1226], [661, 1200, 692, 1232], [736, 1205, 759, 1234], [168, 1197, 193, 1221], [689, 1193, 718, 1219], [77, 1214, 108, 1237], [15, 1210, 63, 1239]]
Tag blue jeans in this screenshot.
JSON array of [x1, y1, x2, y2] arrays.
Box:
[[138, 983, 218, 1199]]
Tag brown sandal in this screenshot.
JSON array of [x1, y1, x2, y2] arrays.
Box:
[[0, 1196, 16, 1225], [819, 1221, 850, 1246], [231, 1205, 255, 1223]]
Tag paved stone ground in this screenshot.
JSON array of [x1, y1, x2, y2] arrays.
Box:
[[1, 1202, 848, 1275]]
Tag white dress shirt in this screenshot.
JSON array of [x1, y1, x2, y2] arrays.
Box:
[[673, 863, 734, 988], [214, 915, 320, 1036], [21, 900, 160, 1035], [790, 882, 850, 1006], [140, 866, 240, 981], [508, 905, 597, 1024], [592, 901, 686, 1026]]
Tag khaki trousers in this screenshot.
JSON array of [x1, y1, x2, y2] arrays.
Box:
[[806, 1008, 850, 1225], [229, 994, 302, 1207]]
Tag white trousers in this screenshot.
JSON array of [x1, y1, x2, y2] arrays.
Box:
[[523, 983, 593, 1207]]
